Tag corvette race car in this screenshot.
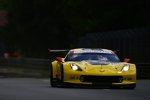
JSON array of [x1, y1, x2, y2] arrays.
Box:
[[49, 48, 136, 89]]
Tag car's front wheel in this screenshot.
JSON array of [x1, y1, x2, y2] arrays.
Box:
[[50, 64, 58, 87]]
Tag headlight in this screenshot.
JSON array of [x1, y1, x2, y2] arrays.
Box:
[[121, 64, 130, 72], [70, 64, 82, 71]]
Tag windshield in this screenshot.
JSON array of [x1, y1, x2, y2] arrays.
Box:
[[65, 53, 120, 63]]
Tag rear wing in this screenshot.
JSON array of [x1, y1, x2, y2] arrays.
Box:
[[48, 49, 69, 61], [113, 50, 119, 54], [48, 49, 69, 52]]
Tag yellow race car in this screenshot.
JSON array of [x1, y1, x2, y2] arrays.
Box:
[[49, 48, 136, 89]]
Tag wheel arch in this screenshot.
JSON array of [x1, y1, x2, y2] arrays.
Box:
[[51, 61, 58, 79]]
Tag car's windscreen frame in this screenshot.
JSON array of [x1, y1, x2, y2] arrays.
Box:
[[65, 53, 121, 63]]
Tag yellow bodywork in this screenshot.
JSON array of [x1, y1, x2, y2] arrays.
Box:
[[51, 61, 136, 85], [50, 48, 136, 87]]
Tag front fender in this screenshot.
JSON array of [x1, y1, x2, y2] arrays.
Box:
[[51, 61, 64, 79]]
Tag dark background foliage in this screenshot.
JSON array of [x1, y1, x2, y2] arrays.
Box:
[[0, 0, 150, 59]]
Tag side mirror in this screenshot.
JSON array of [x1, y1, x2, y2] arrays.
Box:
[[55, 57, 64, 62], [123, 58, 130, 63]]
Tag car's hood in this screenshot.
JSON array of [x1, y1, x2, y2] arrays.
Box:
[[68, 61, 127, 74]]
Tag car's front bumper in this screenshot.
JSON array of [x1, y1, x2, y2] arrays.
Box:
[[63, 71, 136, 86]]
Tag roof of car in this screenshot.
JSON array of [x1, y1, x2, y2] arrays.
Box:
[[69, 48, 114, 54]]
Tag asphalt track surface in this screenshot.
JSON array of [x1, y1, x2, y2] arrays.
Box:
[[0, 78, 150, 100]]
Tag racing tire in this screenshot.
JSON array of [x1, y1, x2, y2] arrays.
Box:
[[50, 64, 58, 87]]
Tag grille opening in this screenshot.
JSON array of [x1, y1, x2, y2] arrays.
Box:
[[80, 75, 123, 83]]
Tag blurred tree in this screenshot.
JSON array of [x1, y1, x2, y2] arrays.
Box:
[[0, 0, 150, 58]]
